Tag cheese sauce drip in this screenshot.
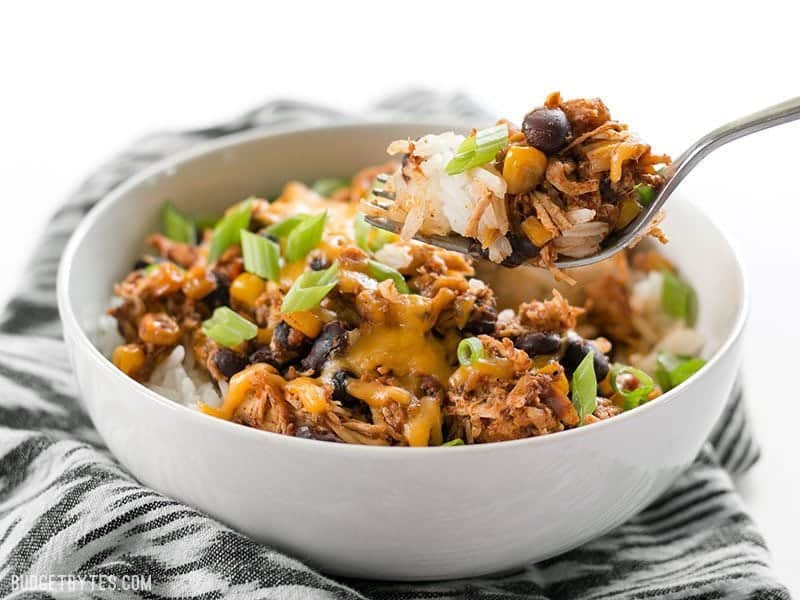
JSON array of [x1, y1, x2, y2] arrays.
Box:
[[343, 291, 455, 386], [218, 184, 455, 445]]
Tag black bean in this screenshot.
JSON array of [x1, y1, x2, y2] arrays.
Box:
[[266, 321, 310, 366], [464, 300, 497, 335], [331, 370, 357, 405], [599, 176, 616, 203], [501, 233, 541, 267], [515, 332, 561, 356], [331, 370, 355, 405], [522, 107, 572, 154], [202, 272, 230, 309], [418, 375, 443, 398], [561, 333, 610, 381], [273, 321, 297, 349], [133, 256, 163, 270], [249, 347, 281, 368], [593, 352, 610, 382], [309, 253, 330, 271], [295, 425, 342, 443], [329, 370, 372, 422], [213, 348, 248, 379], [300, 321, 348, 375]]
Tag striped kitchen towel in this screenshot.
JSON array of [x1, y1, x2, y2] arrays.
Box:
[[0, 92, 789, 599]]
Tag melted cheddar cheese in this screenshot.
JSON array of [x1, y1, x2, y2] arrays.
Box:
[[200, 363, 284, 420], [404, 397, 443, 447], [450, 358, 516, 390], [285, 377, 329, 415], [344, 325, 453, 385], [347, 380, 412, 408]]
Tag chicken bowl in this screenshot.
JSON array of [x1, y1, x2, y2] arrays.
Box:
[[57, 121, 747, 580]]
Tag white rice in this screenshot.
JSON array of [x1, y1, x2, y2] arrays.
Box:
[[553, 219, 610, 258], [97, 300, 222, 410], [373, 242, 412, 270], [628, 272, 705, 372], [147, 345, 223, 409], [389, 132, 512, 262]]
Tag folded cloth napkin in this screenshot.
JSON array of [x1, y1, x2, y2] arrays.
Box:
[[0, 92, 789, 600]]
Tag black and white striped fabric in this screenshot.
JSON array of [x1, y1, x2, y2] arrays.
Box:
[[0, 92, 789, 599]]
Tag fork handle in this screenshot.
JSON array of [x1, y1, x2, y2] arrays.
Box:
[[663, 96, 800, 191]]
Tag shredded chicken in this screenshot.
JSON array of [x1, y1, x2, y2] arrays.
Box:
[[445, 337, 578, 443], [108, 146, 694, 446], [560, 98, 612, 137], [545, 159, 600, 196]]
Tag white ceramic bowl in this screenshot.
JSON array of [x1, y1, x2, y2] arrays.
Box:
[[57, 122, 747, 581]]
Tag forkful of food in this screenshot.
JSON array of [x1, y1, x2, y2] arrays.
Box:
[[361, 92, 800, 275]]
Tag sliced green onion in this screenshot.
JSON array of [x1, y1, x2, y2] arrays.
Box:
[[661, 270, 698, 326], [285, 212, 327, 262], [457, 337, 484, 366], [354, 214, 371, 250], [311, 177, 350, 197], [208, 200, 253, 263], [634, 183, 655, 206], [610, 365, 655, 410], [655, 352, 706, 391], [571, 351, 597, 425], [201, 307, 258, 348], [281, 263, 339, 313], [264, 214, 310, 238], [442, 439, 465, 446], [354, 214, 397, 253], [240, 230, 280, 282], [670, 358, 705, 387], [162, 202, 196, 244], [366, 259, 410, 293], [445, 124, 509, 175]]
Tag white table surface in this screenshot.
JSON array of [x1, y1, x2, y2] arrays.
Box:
[[3, 1, 799, 593]]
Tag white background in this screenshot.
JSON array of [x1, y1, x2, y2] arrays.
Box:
[[2, 1, 799, 592]]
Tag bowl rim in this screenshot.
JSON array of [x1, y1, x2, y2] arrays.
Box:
[[57, 119, 750, 456]]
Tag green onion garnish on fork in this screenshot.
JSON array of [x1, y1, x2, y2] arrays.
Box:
[[445, 124, 509, 175]]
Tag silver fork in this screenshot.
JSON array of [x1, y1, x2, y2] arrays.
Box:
[[365, 96, 800, 269]]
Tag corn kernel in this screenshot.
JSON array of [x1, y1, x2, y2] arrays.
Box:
[[520, 215, 555, 247], [139, 313, 181, 345], [538, 361, 569, 396], [182, 265, 217, 299], [615, 197, 642, 230], [279, 260, 306, 284], [147, 262, 184, 296], [112, 344, 145, 376], [283, 310, 323, 338], [502, 145, 548, 194], [598, 374, 613, 397], [256, 327, 273, 345], [230, 272, 265, 308]]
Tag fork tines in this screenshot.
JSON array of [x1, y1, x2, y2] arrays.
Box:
[[370, 173, 396, 206]]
